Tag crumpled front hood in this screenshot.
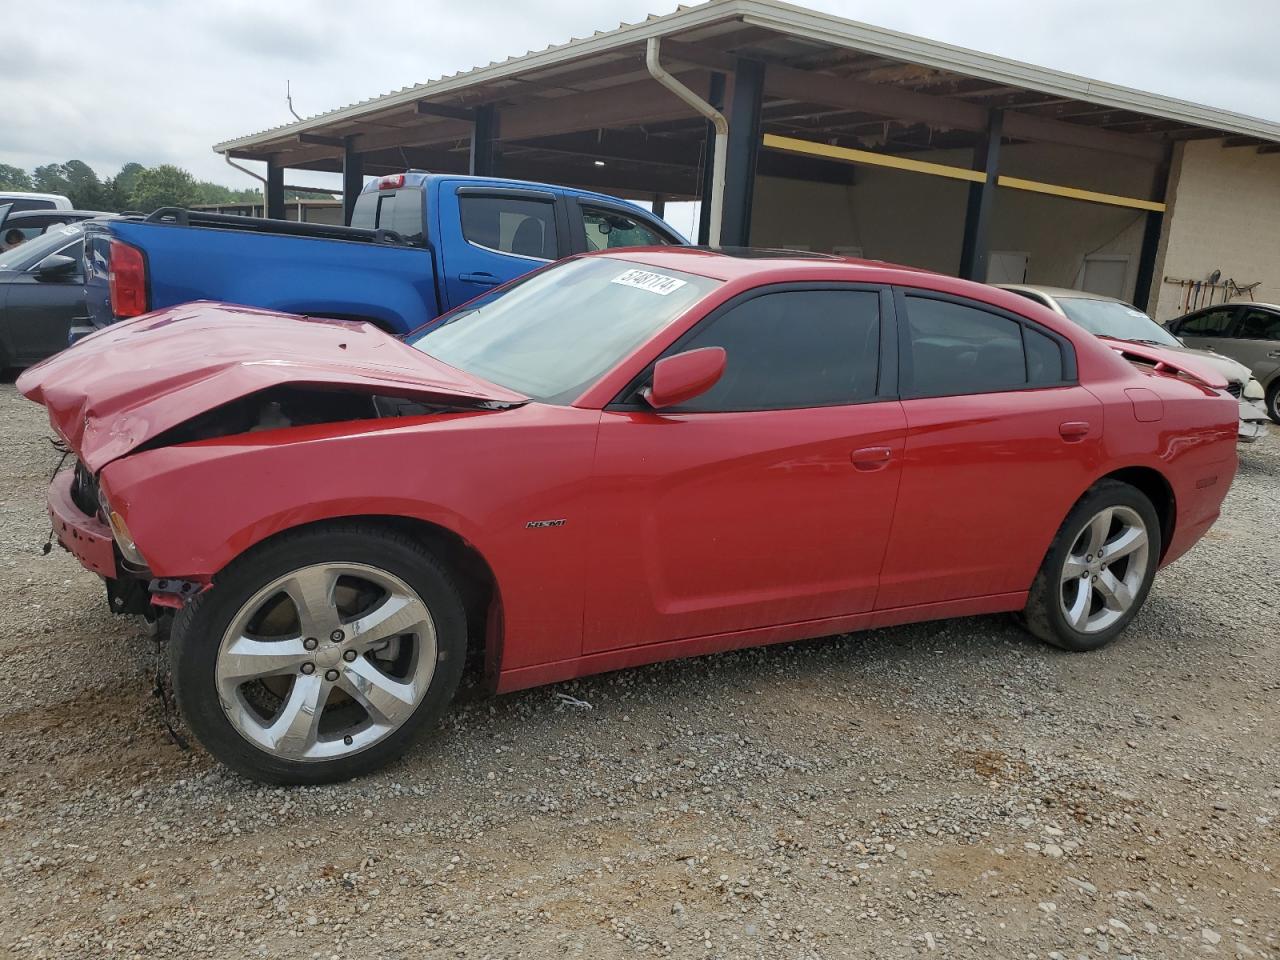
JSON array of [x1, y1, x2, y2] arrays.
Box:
[[1153, 341, 1252, 385], [17, 301, 527, 471]]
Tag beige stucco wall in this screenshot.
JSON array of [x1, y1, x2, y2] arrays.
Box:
[[1149, 139, 1280, 323], [750, 141, 1152, 298]]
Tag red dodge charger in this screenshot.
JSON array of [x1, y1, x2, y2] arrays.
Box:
[[19, 249, 1239, 783]]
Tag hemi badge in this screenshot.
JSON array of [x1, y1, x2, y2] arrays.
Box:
[[526, 519, 566, 528]]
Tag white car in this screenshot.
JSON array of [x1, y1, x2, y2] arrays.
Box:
[[1000, 285, 1270, 443]]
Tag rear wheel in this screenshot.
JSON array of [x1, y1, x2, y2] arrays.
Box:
[[170, 523, 466, 784], [1023, 480, 1160, 652]]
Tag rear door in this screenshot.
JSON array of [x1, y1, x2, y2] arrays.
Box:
[[436, 183, 571, 308], [583, 283, 907, 652], [1219, 306, 1280, 383], [876, 289, 1103, 610]]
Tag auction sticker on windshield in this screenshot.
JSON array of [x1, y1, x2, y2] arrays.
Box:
[[610, 268, 687, 296]]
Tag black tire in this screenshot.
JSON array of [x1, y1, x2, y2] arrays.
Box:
[[1265, 381, 1280, 425], [1022, 479, 1161, 652], [170, 522, 467, 784]]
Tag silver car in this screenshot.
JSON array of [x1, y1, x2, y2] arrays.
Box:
[[1168, 303, 1280, 424], [999, 285, 1270, 443]]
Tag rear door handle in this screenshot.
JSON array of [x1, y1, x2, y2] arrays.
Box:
[[459, 271, 500, 286], [1268, 350, 1280, 359], [851, 446, 893, 471], [1059, 420, 1091, 441]]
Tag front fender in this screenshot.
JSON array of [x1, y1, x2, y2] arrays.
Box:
[[98, 404, 602, 672]]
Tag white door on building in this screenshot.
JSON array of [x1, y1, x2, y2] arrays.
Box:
[[986, 251, 1029, 283], [1077, 255, 1131, 300]]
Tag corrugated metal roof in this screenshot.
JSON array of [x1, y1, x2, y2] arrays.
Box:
[[214, 0, 1280, 155]]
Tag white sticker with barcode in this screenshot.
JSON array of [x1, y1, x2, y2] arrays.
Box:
[[610, 268, 687, 296]]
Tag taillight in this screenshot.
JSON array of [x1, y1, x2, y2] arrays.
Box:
[[108, 239, 147, 318], [378, 174, 405, 190]]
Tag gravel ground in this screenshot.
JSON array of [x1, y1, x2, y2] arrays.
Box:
[[0, 380, 1277, 960]]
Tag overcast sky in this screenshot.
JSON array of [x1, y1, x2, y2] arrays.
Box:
[[4, 0, 1277, 201]]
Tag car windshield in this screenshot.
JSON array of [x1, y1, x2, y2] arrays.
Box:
[[0, 223, 82, 271], [408, 257, 719, 403], [1056, 297, 1180, 347]]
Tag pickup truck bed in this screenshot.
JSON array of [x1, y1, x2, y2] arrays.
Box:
[[83, 173, 684, 336]]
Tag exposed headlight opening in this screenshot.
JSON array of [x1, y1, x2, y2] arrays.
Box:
[[98, 487, 147, 567]]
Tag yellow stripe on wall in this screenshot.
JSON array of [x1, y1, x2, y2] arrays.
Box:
[[995, 175, 1166, 212], [760, 133, 1165, 212], [762, 133, 986, 183]]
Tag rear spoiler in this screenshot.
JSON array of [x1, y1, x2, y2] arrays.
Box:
[[1103, 338, 1228, 390]]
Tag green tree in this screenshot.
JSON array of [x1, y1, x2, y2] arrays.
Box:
[[62, 159, 111, 209], [128, 164, 200, 212], [31, 163, 71, 197], [108, 162, 145, 211], [0, 163, 33, 191]]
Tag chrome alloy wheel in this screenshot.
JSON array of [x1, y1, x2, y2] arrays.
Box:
[[215, 563, 436, 762], [1058, 505, 1151, 635]]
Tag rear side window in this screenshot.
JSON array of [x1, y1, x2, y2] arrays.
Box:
[[460, 196, 558, 260], [903, 295, 1065, 397], [665, 288, 881, 411]]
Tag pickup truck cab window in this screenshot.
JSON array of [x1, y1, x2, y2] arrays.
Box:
[[580, 205, 671, 250], [460, 195, 559, 260]]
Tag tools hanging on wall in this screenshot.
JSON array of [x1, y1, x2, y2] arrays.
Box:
[[1164, 271, 1261, 311]]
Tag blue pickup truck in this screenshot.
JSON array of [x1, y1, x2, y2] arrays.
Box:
[[82, 172, 684, 335]]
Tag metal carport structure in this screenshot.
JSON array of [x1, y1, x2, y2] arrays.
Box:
[[213, 0, 1280, 310]]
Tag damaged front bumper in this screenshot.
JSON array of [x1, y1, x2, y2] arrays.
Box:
[[1238, 398, 1271, 443], [48, 468, 203, 617]]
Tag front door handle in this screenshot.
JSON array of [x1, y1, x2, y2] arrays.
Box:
[[851, 446, 892, 471], [1059, 420, 1091, 441], [1268, 350, 1280, 360], [459, 271, 500, 286]]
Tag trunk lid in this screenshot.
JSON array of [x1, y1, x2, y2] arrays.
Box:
[[17, 301, 527, 470], [1100, 337, 1230, 390]]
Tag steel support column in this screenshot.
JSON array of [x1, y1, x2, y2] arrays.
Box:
[[697, 72, 726, 245], [342, 139, 364, 225], [651, 195, 666, 219], [470, 105, 499, 177], [265, 158, 285, 220], [958, 110, 1003, 281], [721, 58, 765, 248], [1132, 151, 1172, 312]]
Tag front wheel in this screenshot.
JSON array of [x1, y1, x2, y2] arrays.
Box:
[[170, 523, 467, 784], [1023, 480, 1160, 652], [1266, 381, 1280, 425]]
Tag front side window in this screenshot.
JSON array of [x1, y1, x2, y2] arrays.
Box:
[[460, 196, 558, 260], [581, 206, 670, 251], [663, 289, 881, 412], [904, 295, 1065, 397], [1177, 308, 1234, 337], [409, 257, 718, 404]]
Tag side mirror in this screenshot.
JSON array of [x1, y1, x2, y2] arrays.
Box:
[[32, 254, 78, 281], [643, 347, 726, 409]]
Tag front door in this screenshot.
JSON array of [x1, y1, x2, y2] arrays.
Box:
[[3, 238, 86, 363], [877, 290, 1104, 609], [436, 184, 569, 309], [1171, 306, 1237, 353], [583, 285, 907, 652]]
